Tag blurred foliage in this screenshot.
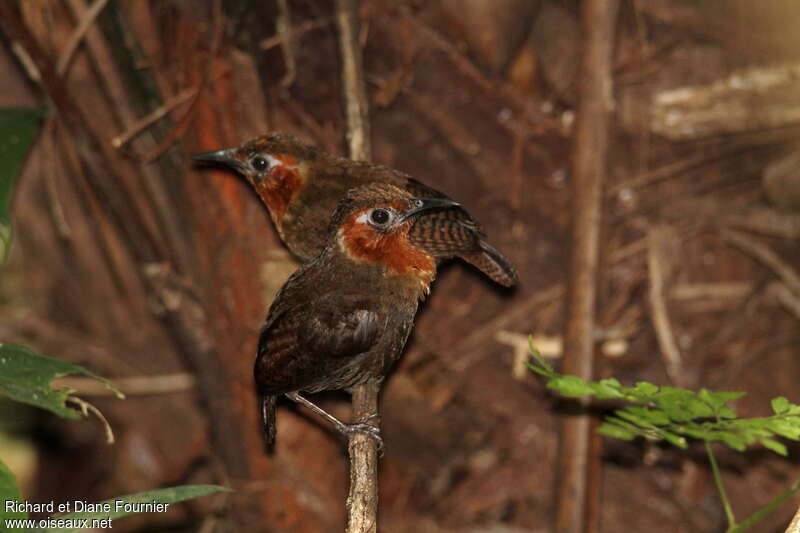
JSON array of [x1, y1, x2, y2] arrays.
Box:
[[0, 459, 25, 524], [529, 345, 800, 455], [0, 108, 43, 264], [529, 342, 800, 532], [0, 344, 229, 531], [0, 343, 122, 443]]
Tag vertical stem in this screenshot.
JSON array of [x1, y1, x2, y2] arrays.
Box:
[[335, 1, 379, 532], [346, 381, 380, 533], [706, 441, 737, 530], [336, 0, 371, 162], [555, 0, 619, 532]]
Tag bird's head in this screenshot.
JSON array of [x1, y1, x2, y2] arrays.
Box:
[[192, 133, 317, 224], [331, 183, 459, 295]]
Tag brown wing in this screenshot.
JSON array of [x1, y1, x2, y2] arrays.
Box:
[[255, 294, 382, 395], [404, 178, 485, 236], [404, 179, 518, 287]]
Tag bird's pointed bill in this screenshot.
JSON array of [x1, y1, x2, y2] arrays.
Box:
[[398, 197, 460, 222], [191, 148, 245, 171]]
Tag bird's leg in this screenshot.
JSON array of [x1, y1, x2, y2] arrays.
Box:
[[285, 392, 383, 448]]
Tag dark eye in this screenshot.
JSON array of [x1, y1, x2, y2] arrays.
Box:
[[251, 156, 268, 171], [369, 208, 391, 226]]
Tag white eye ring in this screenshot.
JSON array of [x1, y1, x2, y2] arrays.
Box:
[[355, 208, 395, 228], [250, 154, 281, 172]]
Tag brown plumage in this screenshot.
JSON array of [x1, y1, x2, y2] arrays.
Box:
[[255, 183, 459, 449], [193, 132, 518, 287]]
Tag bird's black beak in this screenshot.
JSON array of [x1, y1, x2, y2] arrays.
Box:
[[398, 197, 460, 222], [192, 148, 246, 172]]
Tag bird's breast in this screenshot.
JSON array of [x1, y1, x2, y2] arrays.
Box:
[[253, 157, 307, 233], [337, 225, 436, 300]]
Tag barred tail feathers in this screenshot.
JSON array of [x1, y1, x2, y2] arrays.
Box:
[[261, 393, 277, 452], [464, 240, 518, 287]]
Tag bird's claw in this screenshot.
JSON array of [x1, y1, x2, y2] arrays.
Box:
[[339, 420, 384, 453], [360, 413, 381, 425]]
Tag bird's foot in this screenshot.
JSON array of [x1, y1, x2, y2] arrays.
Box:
[[337, 419, 383, 452], [360, 413, 381, 425], [285, 392, 384, 452]]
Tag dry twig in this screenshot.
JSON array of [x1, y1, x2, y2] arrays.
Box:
[[646, 224, 685, 385], [111, 87, 198, 149], [56, 0, 110, 75], [260, 18, 330, 51], [555, 1, 619, 532], [335, 0, 379, 532], [722, 230, 800, 296], [54, 373, 195, 396], [768, 282, 800, 320], [276, 0, 296, 89], [61, 0, 193, 273]]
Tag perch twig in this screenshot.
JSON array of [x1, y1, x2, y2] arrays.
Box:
[[335, 1, 379, 532]]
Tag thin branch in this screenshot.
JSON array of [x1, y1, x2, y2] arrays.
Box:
[[139, 0, 225, 163], [337, 0, 371, 162], [722, 230, 800, 296], [260, 18, 330, 51], [276, 0, 296, 89], [54, 373, 195, 396], [555, 1, 619, 532], [56, 0, 110, 76], [336, 0, 378, 532], [768, 282, 800, 320], [346, 381, 380, 533], [646, 224, 685, 386], [60, 0, 193, 275], [111, 86, 198, 149]]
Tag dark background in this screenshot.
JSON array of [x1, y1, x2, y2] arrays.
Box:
[[1, 0, 800, 531]]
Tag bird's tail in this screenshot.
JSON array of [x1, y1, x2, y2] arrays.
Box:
[[261, 394, 277, 453], [464, 240, 518, 287]]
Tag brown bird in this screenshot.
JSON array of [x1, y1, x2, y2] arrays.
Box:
[[256, 183, 459, 449], [193, 133, 517, 287]]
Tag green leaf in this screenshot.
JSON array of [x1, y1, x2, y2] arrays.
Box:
[[760, 438, 788, 456], [0, 108, 42, 264], [548, 375, 597, 397], [47, 485, 231, 533], [771, 397, 790, 415], [591, 379, 625, 399], [698, 388, 742, 416], [0, 224, 11, 267], [768, 421, 800, 440], [633, 381, 658, 396], [659, 430, 688, 449], [717, 432, 747, 452], [526, 341, 800, 455], [597, 423, 636, 440], [616, 408, 659, 428], [0, 459, 26, 523], [0, 343, 123, 442], [527, 343, 555, 377]]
